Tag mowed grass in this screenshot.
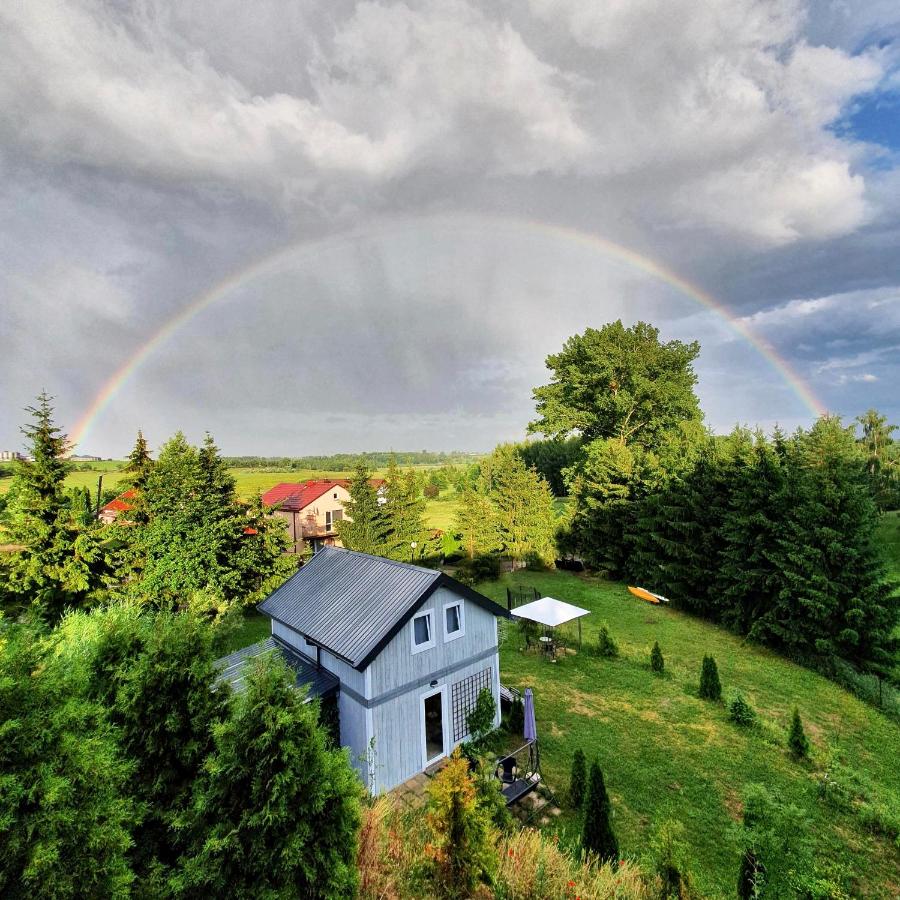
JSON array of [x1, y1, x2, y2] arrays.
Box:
[[480, 569, 900, 899]]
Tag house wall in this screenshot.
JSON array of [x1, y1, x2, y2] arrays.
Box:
[[368, 586, 499, 696], [366, 585, 502, 792], [271, 586, 504, 794], [369, 651, 501, 793]]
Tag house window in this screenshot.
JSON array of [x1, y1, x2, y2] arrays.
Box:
[[325, 509, 343, 531], [411, 611, 434, 653], [451, 668, 493, 741], [443, 600, 465, 642]]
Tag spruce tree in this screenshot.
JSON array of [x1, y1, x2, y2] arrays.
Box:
[[650, 641, 664, 674], [787, 707, 810, 760], [454, 488, 500, 559], [380, 455, 428, 561], [337, 461, 388, 555], [569, 748, 587, 808], [122, 430, 154, 524], [5, 393, 99, 621], [698, 655, 721, 700], [484, 445, 557, 567], [581, 760, 618, 863]]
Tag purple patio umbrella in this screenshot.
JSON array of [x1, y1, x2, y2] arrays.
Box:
[[523, 687, 537, 743]]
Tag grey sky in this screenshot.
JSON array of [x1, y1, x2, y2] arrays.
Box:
[[2, 0, 899, 456]]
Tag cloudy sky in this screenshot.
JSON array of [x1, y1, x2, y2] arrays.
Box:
[[2, 0, 899, 457]]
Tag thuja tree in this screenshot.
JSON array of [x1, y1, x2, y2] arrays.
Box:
[[787, 708, 810, 760], [650, 641, 664, 674], [0, 620, 134, 898], [581, 761, 618, 863], [698, 655, 721, 701], [178, 654, 361, 899], [424, 750, 496, 899], [59, 607, 227, 885]]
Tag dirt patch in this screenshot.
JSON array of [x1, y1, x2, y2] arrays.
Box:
[[722, 787, 743, 822]]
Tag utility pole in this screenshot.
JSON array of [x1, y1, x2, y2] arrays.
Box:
[[94, 474, 103, 519]]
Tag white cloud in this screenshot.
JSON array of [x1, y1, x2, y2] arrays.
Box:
[[0, 0, 887, 241]]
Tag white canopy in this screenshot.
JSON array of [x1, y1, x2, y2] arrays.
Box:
[[511, 596, 590, 628]]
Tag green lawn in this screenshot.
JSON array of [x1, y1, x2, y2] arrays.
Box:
[[479, 569, 900, 899]]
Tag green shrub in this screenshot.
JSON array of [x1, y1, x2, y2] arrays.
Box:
[[423, 483, 440, 499], [597, 624, 619, 659], [569, 748, 587, 809], [505, 695, 524, 737], [650, 641, 664, 674], [728, 692, 756, 727], [457, 554, 502, 585], [698, 655, 721, 701], [466, 687, 496, 746], [787, 707, 810, 760], [647, 819, 697, 899]]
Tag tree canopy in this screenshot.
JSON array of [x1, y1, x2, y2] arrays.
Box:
[[530, 320, 702, 447]]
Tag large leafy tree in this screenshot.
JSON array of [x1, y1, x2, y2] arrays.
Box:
[[530, 320, 702, 447], [177, 654, 361, 899], [337, 461, 389, 555], [0, 619, 134, 898], [3, 393, 100, 621]]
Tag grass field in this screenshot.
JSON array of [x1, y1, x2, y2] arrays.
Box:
[[480, 570, 900, 899]]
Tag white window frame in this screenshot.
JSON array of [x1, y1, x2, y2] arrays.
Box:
[[442, 600, 465, 643], [325, 508, 343, 531], [411, 610, 435, 654]]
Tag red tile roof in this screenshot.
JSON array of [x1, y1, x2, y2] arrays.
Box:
[[261, 478, 385, 512], [261, 481, 340, 512], [100, 489, 138, 515]]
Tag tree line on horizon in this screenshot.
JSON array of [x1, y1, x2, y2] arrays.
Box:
[[523, 320, 899, 685]]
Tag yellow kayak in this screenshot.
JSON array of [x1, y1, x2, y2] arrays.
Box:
[[628, 585, 669, 605]]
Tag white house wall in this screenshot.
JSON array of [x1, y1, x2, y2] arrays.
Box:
[[368, 586, 499, 696], [368, 651, 501, 793]]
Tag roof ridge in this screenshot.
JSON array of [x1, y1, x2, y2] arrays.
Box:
[[320, 545, 440, 577]]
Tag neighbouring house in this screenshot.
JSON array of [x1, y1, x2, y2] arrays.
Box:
[[216, 546, 510, 793], [261, 479, 384, 553], [98, 489, 138, 524]]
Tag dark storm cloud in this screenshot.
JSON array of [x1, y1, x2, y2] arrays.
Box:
[[1, 0, 899, 455]]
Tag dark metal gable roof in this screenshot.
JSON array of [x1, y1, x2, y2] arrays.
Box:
[[214, 636, 339, 698], [257, 546, 510, 671]]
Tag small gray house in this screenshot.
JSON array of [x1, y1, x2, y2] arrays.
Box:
[[217, 546, 511, 793]]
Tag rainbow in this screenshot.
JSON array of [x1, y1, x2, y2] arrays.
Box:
[[69, 214, 825, 449]]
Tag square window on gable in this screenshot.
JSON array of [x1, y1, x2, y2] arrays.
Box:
[[443, 600, 465, 642], [412, 611, 434, 653]]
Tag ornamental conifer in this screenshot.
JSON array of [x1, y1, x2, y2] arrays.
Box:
[[698, 655, 721, 701], [581, 761, 618, 863], [787, 707, 810, 760], [650, 641, 664, 674]]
